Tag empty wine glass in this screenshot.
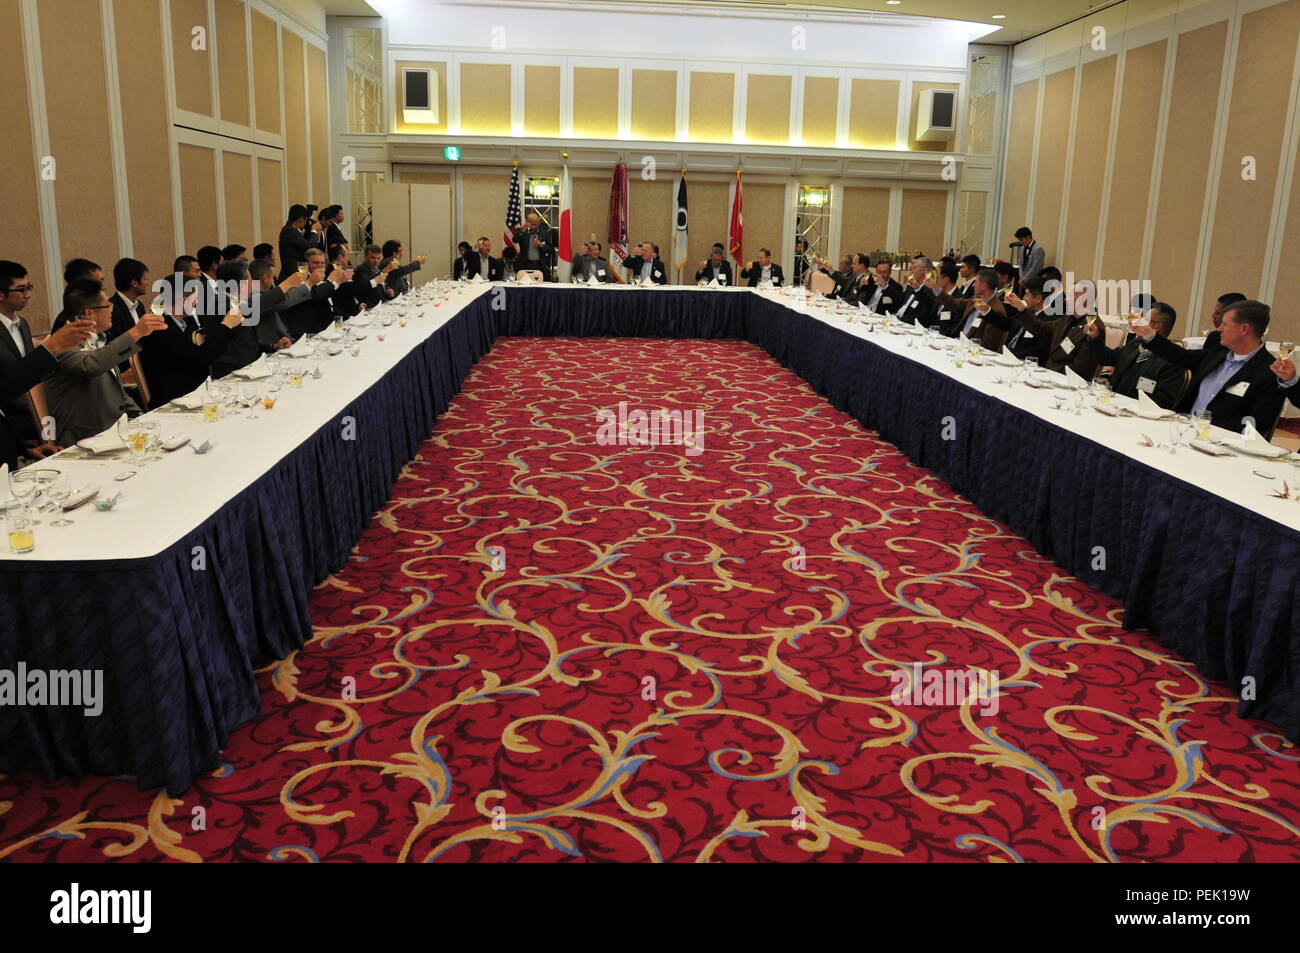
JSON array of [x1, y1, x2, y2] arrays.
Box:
[[47, 473, 74, 527]]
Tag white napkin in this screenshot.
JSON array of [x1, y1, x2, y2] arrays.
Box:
[[0, 462, 9, 503], [231, 353, 271, 379], [708, 277, 721, 288], [470, 273, 485, 284], [958, 332, 971, 347], [1135, 390, 1172, 419], [317, 328, 343, 342], [285, 335, 315, 358], [1241, 430, 1286, 456], [993, 345, 1020, 366], [77, 414, 129, 452], [587, 274, 600, 287], [1065, 366, 1088, 390], [170, 387, 207, 410]]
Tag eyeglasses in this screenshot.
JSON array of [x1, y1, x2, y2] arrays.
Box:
[[88, 304, 112, 311], [4, 284, 34, 294]]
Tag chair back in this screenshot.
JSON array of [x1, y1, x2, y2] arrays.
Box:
[[1172, 368, 1192, 408], [24, 382, 50, 441], [518, 270, 544, 283], [809, 271, 835, 295], [128, 352, 153, 409]]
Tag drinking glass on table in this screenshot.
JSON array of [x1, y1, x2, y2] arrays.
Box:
[[6, 504, 35, 553], [9, 468, 41, 515], [1193, 409, 1212, 440], [1097, 380, 1114, 405], [1022, 356, 1038, 383], [46, 472, 74, 527]]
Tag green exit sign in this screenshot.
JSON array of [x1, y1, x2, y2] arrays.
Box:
[[444, 146, 460, 161]]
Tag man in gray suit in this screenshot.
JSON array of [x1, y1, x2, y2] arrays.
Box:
[[44, 279, 166, 444], [571, 242, 614, 282], [1014, 227, 1045, 285]]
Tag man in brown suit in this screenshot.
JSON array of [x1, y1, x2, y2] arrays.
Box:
[[930, 267, 1008, 351], [1002, 281, 1099, 379]]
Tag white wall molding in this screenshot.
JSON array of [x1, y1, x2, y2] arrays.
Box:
[[101, 0, 134, 259], [19, 0, 63, 321]]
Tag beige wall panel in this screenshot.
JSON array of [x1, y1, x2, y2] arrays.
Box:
[[459, 63, 512, 135], [115, 0, 176, 274], [573, 67, 620, 139], [258, 157, 285, 248], [1276, 156, 1300, 341], [394, 60, 448, 134], [957, 190, 988, 258], [215, 0, 250, 126], [632, 69, 677, 140], [629, 178, 674, 276], [222, 151, 255, 247], [1208, 0, 1300, 301], [1029, 68, 1075, 263], [908, 81, 960, 152], [999, 78, 1039, 245], [524, 65, 561, 137], [1149, 21, 1228, 319], [251, 10, 280, 135], [849, 78, 899, 149], [40, 0, 119, 270], [898, 189, 949, 257], [685, 179, 731, 277], [308, 45, 330, 206], [399, 171, 452, 185], [802, 76, 839, 147], [688, 71, 734, 142], [1099, 39, 1167, 281], [742, 182, 786, 274], [282, 32, 307, 200], [461, 170, 513, 254], [746, 74, 792, 145], [171, 0, 212, 116], [179, 144, 219, 253], [571, 177, 610, 262], [0, 0, 49, 330], [1061, 56, 1117, 277], [839, 186, 891, 255]]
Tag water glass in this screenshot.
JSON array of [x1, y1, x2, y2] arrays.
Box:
[[6, 504, 35, 553]]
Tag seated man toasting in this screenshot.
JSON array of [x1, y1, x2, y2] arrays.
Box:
[[740, 248, 784, 287], [1084, 300, 1186, 407], [695, 244, 734, 286], [1130, 298, 1285, 435], [930, 266, 1008, 351], [44, 279, 167, 443], [140, 270, 244, 407]]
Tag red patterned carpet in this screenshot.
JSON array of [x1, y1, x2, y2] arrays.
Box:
[[3, 337, 1299, 863]]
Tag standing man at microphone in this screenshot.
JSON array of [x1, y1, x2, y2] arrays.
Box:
[[514, 212, 553, 281], [1013, 227, 1045, 285]]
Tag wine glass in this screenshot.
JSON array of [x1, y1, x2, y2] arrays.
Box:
[[47, 472, 73, 527], [1280, 341, 1295, 360], [241, 384, 260, 420], [9, 468, 41, 511]]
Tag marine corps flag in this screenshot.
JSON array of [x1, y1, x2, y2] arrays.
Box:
[[728, 169, 743, 267], [672, 173, 688, 278], [608, 161, 629, 276]]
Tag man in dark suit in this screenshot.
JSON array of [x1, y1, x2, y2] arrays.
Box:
[[1202, 292, 1246, 350], [931, 267, 1009, 351], [1082, 301, 1186, 408], [382, 240, 426, 296], [352, 245, 400, 311], [281, 249, 349, 337], [452, 241, 473, 280], [44, 280, 168, 444], [857, 260, 904, 314], [0, 261, 98, 463], [0, 322, 96, 469], [254, 243, 275, 267], [953, 255, 980, 298], [892, 256, 939, 323], [320, 205, 348, 251], [467, 237, 501, 281], [993, 277, 1054, 362], [694, 244, 735, 286], [278, 204, 325, 281], [50, 258, 104, 331], [108, 258, 150, 345], [740, 248, 785, 287], [999, 279, 1098, 377], [139, 272, 244, 407], [619, 242, 668, 285], [1133, 299, 1285, 436], [513, 212, 553, 280]]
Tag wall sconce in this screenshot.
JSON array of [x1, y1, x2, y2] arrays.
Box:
[[800, 186, 829, 208], [527, 178, 557, 200]]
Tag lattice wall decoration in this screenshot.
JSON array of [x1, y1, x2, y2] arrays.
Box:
[[351, 171, 379, 251], [345, 28, 384, 135]]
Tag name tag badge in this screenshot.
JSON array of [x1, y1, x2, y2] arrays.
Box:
[[1061, 337, 1076, 355], [719, 276, 727, 285], [883, 297, 893, 305], [596, 269, 605, 277], [653, 270, 662, 278], [939, 310, 951, 322], [1137, 377, 1156, 394], [1225, 381, 1250, 397], [970, 316, 982, 329]]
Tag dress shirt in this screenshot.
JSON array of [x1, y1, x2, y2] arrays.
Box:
[[0, 312, 27, 356], [1192, 343, 1265, 416]]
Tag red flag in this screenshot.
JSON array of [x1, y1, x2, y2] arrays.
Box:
[[609, 162, 629, 267], [728, 170, 744, 265]]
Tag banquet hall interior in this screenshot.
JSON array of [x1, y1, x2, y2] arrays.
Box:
[[2, 0, 1300, 875]]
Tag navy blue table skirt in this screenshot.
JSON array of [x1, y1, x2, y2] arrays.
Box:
[[2, 287, 1295, 795]]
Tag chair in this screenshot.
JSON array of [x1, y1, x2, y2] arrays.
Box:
[[1172, 368, 1192, 408], [128, 352, 152, 409], [24, 382, 51, 441], [1103, 324, 1128, 349], [809, 271, 835, 295]]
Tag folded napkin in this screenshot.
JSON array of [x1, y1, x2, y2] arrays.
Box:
[[1065, 367, 1088, 390], [1239, 431, 1289, 457], [77, 414, 129, 452], [231, 354, 272, 379], [285, 335, 316, 357], [708, 277, 721, 288], [992, 346, 1020, 367], [587, 274, 600, 287], [317, 328, 343, 342], [0, 462, 9, 503], [1189, 438, 1233, 457], [170, 387, 207, 410], [1134, 390, 1173, 419], [470, 273, 485, 284]]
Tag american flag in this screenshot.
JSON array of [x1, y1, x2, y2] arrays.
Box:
[[503, 164, 522, 251]]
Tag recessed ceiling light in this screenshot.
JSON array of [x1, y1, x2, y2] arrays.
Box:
[[992, 13, 1006, 18], [886, 1, 901, 5]]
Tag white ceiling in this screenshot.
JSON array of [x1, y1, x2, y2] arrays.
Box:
[[509, 0, 1122, 44]]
